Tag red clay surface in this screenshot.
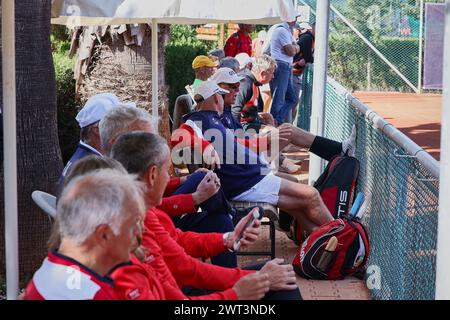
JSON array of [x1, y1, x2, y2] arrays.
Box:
[[353, 91, 442, 160]]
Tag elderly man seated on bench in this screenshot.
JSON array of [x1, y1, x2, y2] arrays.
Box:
[[171, 80, 356, 236], [24, 170, 145, 300]]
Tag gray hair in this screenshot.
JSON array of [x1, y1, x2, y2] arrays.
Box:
[[111, 131, 170, 177], [57, 169, 145, 245], [208, 48, 225, 61], [251, 54, 277, 74], [219, 57, 240, 73], [99, 105, 158, 155]]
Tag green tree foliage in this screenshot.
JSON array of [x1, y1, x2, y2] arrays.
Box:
[[51, 26, 78, 164], [165, 25, 216, 118]]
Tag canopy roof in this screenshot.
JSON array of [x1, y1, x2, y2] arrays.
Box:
[[51, 0, 296, 26]]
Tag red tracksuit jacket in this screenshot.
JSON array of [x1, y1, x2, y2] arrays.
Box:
[[142, 207, 255, 299]]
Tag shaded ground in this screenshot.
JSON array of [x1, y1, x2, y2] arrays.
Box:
[[353, 92, 442, 160], [237, 150, 371, 300]]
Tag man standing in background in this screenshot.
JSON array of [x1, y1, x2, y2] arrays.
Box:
[[268, 15, 300, 125], [224, 24, 255, 57], [292, 22, 315, 118]]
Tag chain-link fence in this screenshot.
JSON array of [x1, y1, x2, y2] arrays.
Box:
[[297, 64, 440, 300], [297, 0, 445, 93], [295, 63, 314, 131]]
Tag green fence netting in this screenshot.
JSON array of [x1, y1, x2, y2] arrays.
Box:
[[296, 0, 445, 93], [297, 64, 439, 300], [295, 63, 314, 131]]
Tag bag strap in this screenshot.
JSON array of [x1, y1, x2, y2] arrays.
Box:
[[232, 32, 241, 49]]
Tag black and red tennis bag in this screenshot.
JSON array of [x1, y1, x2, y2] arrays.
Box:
[[314, 154, 360, 218], [292, 215, 370, 280], [292, 154, 360, 245]]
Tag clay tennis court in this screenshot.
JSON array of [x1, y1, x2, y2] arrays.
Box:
[[353, 92, 442, 161]]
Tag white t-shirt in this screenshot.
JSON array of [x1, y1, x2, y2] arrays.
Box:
[[270, 23, 294, 64]]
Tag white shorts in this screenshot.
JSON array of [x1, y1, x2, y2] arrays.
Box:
[[232, 173, 282, 206]]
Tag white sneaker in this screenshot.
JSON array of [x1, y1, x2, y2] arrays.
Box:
[[278, 158, 302, 174], [341, 124, 357, 157]]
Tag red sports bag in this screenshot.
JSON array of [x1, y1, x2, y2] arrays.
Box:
[[292, 154, 360, 246], [292, 216, 370, 280]]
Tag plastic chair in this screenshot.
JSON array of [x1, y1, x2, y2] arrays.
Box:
[[32, 190, 57, 219], [172, 93, 195, 131]]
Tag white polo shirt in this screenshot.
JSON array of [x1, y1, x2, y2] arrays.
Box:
[[270, 23, 295, 64]]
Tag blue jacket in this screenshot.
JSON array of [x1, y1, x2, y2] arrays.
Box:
[[221, 106, 243, 132], [58, 141, 102, 192], [183, 111, 268, 199]]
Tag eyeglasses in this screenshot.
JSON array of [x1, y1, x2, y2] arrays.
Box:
[[224, 83, 240, 90]]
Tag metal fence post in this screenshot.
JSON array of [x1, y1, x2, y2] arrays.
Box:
[[151, 19, 159, 121], [435, 0, 450, 300], [2, 0, 19, 300], [309, 0, 330, 185], [418, 0, 424, 94]]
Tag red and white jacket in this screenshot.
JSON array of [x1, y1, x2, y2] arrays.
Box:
[[171, 121, 271, 156], [109, 254, 167, 300], [24, 251, 116, 300]]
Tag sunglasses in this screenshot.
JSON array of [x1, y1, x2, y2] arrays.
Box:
[[224, 83, 240, 90]]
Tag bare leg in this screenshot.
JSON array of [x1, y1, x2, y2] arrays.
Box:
[[278, 124, 344, 161], [279, 124, 315, 149], [277, 178, 334, 231], [262, 124, 315, 155], [289, 125, 316, 148], [294, 214, 319, 236], [275, 171, 298, 182]]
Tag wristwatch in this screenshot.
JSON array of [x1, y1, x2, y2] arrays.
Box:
[[223, 232, 235, 253]]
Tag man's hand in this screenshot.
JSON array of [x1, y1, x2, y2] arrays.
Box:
[[194, 167, 210, 174], [277, 123, 295, 142], [297, 58, 306, 67], [266, 128, 290, 147], [260, 258, 298, 291], [233, 272, 270, 300], [259, 112, 275, 126], [180, 167, 210, 184], [192, 171, 220, 205], [202, 144, 221, 170], [225, 208, 262, 250]]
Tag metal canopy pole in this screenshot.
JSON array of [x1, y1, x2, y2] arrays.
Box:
[[151, 19, 159, 123], [309, 0, 330, 185], [418, 0, 424, 94], [2, 0, 19, 300], [435, 0, 450, 300]]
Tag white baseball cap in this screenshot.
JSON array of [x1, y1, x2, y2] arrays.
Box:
[[235, 53, 255, 71], [279, 0, 297, 22], [76, 93, 136, 128], [298, 22, 313, 30], [210, 67, 244, 84], [193, 80, 229, 102]]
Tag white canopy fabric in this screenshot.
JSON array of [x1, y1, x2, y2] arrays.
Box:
[[51, 0, 296, 26]]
